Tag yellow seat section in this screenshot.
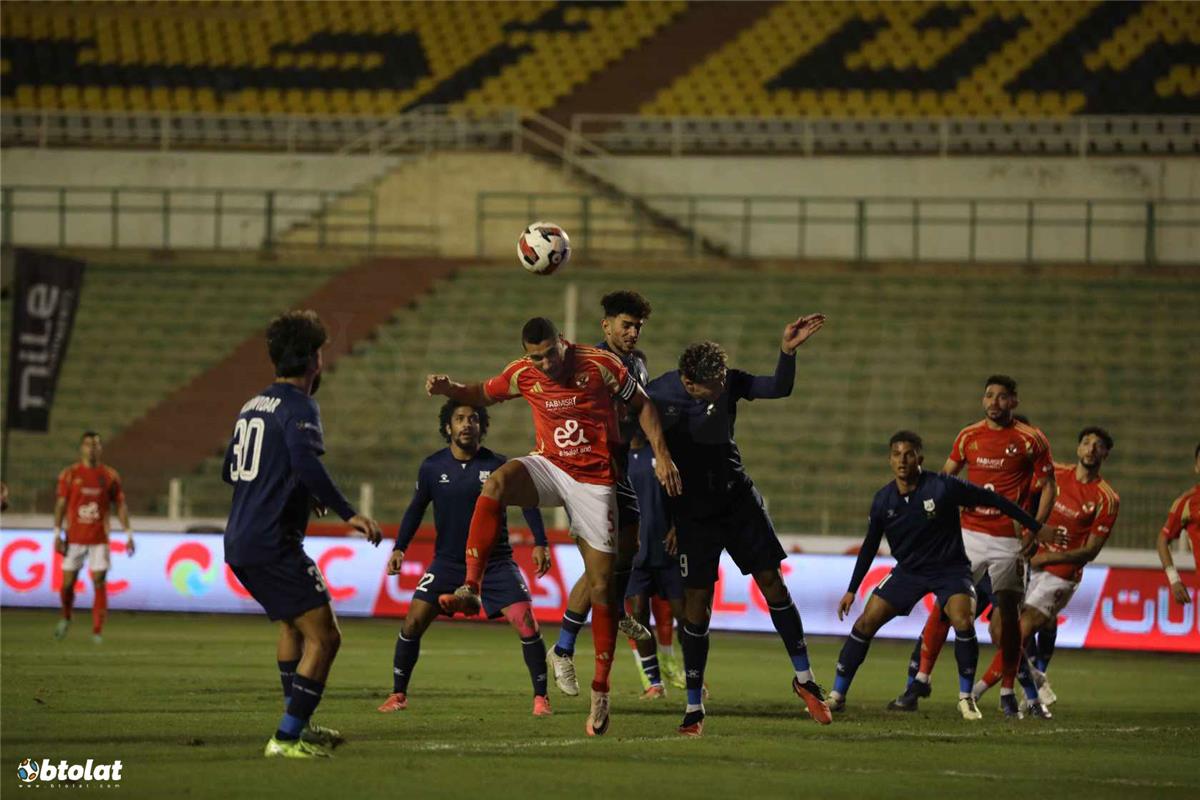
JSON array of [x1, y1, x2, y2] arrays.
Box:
[[1, 0, 684, 116]]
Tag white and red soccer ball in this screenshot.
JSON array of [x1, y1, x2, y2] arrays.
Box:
[[518, 222, 571, 276]]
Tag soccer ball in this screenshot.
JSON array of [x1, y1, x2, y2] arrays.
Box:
[[18, 759, 39, 782], [517, 222, 570, 276]]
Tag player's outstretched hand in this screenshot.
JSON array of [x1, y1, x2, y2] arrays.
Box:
[[425, 374, 452, 397], [349, 514, 383, 546], [386, 550, 405, 575], [1170, 580, 1191, 605], [656, 457, 683, 497], [782, 313, 827, 354], [532, 545, 551, 578], [1020, 531, 1039, 559], [54, 535, 67, 556], [837, 591, 855, 621], [126, 534, 136, 556]]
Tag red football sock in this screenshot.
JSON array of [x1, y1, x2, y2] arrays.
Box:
[[92, 583, 107, 634], [980, 650, 1004, 688], [464, 495, 503, 592], [590, 602, 617, 693], [652, 596, 674, 647], [1000, 612, 1021, 690], [918, 611, 952, 675], [60, 586, 75, 621]]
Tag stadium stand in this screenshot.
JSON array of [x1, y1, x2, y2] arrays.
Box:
[[647, 1, 1200, 117], [0, 0, 685, 115], [0, 258, 345, 512], [176, 264, 1199, 549]]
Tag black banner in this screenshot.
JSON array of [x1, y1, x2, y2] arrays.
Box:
[[5, 249, 85, 432]]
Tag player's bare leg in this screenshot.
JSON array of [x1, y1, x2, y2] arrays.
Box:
[[549, 576, 591, 696], [89, 570, 108, 643], [974, 606, 1051, 717], [942, 593, 983, 720], [831, 594, 900, 712], [55, 569, 80, 640], [578, 538, 617, 736], [379, 598, 439, 713], [442, 460, 540, 615], [499, 601, 552, 716], [753, 568, 831, 725], [678, 586, 714, 736], [265, 604, 342, 758], [612, 522, 652, 642]]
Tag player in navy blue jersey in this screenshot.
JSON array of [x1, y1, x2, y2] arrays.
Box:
[[623, 431, 688, 699], [646, 314, 829, 737], [378, 400, 553, 716], [829, 431, 1049, 719], [549, 291, 656, 696], [223, 310, 383, 759]]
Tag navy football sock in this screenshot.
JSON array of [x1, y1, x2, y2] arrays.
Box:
[[521, 634, 549, 697], [681, 621, 710, 709], [954, 630, 979, 696], [767, 595, 812, 680], [278, 659, 299, 706], [276, 674, 324, 741], [1017, 655, 1039, 701], [905, 635, 922, 688], [834, 630, 872, 697], [393, 632, 420, 694], [639, 654, 663, 686], [1035, 625, 1057, 673], [554, 610, 587, 657]]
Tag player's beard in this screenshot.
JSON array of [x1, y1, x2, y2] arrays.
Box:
[[310, 373, 322, 396]]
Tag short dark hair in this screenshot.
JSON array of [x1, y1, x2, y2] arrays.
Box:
[[1078, 426, 1114, 451], [679, 341, 727, 382], [267, 310, 327, 377], [601, 290, 652, 320], [889, 430, 923, 451], [439, 400, 488, 444], [81, 430, 100, 442], [522, 317, 559, 344], [984, 374, 1017, 394]]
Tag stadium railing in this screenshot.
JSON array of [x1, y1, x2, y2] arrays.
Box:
[[0, 184, 434, 252], [570, 114, 1200, 157], [477, 191, 1200, 265]]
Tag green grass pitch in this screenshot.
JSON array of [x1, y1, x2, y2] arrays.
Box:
[[2, 609, 1196, 799]]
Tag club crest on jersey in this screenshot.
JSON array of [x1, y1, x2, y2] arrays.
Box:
[[1082, 501, 1096, 514], [923, 498, 937, 517], [1005, 443, 1020, 456], [439, 473, 450, 483], [478, 470, 491, 483], [574, 373, 590, 389]]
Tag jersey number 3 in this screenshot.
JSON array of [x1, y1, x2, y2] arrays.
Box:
[[229, 418, 265, 482]]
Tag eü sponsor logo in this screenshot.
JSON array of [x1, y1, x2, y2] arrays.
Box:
[[166, 542, 219, 597], [16, 757, 123, 787]]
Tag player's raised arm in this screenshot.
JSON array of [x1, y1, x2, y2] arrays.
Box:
[[1157, 491, 1192, 605], [425, 374, 497, 407], [629, 386, 682, 497], [737, 314, 826, 401], [949, 477, 1044, 536]]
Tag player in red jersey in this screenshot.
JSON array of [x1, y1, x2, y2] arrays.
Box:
[[888, 375, 1056, 719], [425, 317, 681, 736], [53, 431, 135, 643], [972, 427, 1119, 717], [1157, 442, 1200, 606]]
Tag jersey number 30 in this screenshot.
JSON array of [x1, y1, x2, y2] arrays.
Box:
[[229, 418, 265, 482]]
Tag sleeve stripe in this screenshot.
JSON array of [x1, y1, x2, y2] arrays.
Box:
[[618, 373, 637, 402]]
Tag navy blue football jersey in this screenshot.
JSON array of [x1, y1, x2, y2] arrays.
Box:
[[627, 443, 673, 568], [223, 382, 356, 567], [394, 447, 546, 561], [596, 342, 649, 467], [647, 350, 796, 517], [846, 471, 1042, 593]]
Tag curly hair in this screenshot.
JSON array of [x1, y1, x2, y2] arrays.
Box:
[[1078, 426, 1114, 451], [601, 290, 652, 320], [439, 400, 489, 443], [267, 310, 327, 377], [984, 374, 1017, 394], [679, 341, 727, 382]]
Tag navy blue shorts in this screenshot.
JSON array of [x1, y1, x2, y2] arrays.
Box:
[[626, 561, 685, 601], [229, 550, 331, 622], [412, 556, 531, 619], [874, 565, 976, 616], [615, 476, 640, 531], [675, 484, 786, 589]]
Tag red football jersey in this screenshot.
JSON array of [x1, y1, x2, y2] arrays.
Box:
[[949, 419, 1054, 537], [56, 463, 125, 545], [1036, 463, 1119, 582], [1161, 484, 1200, 562], [483, 343, 636, 485]]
